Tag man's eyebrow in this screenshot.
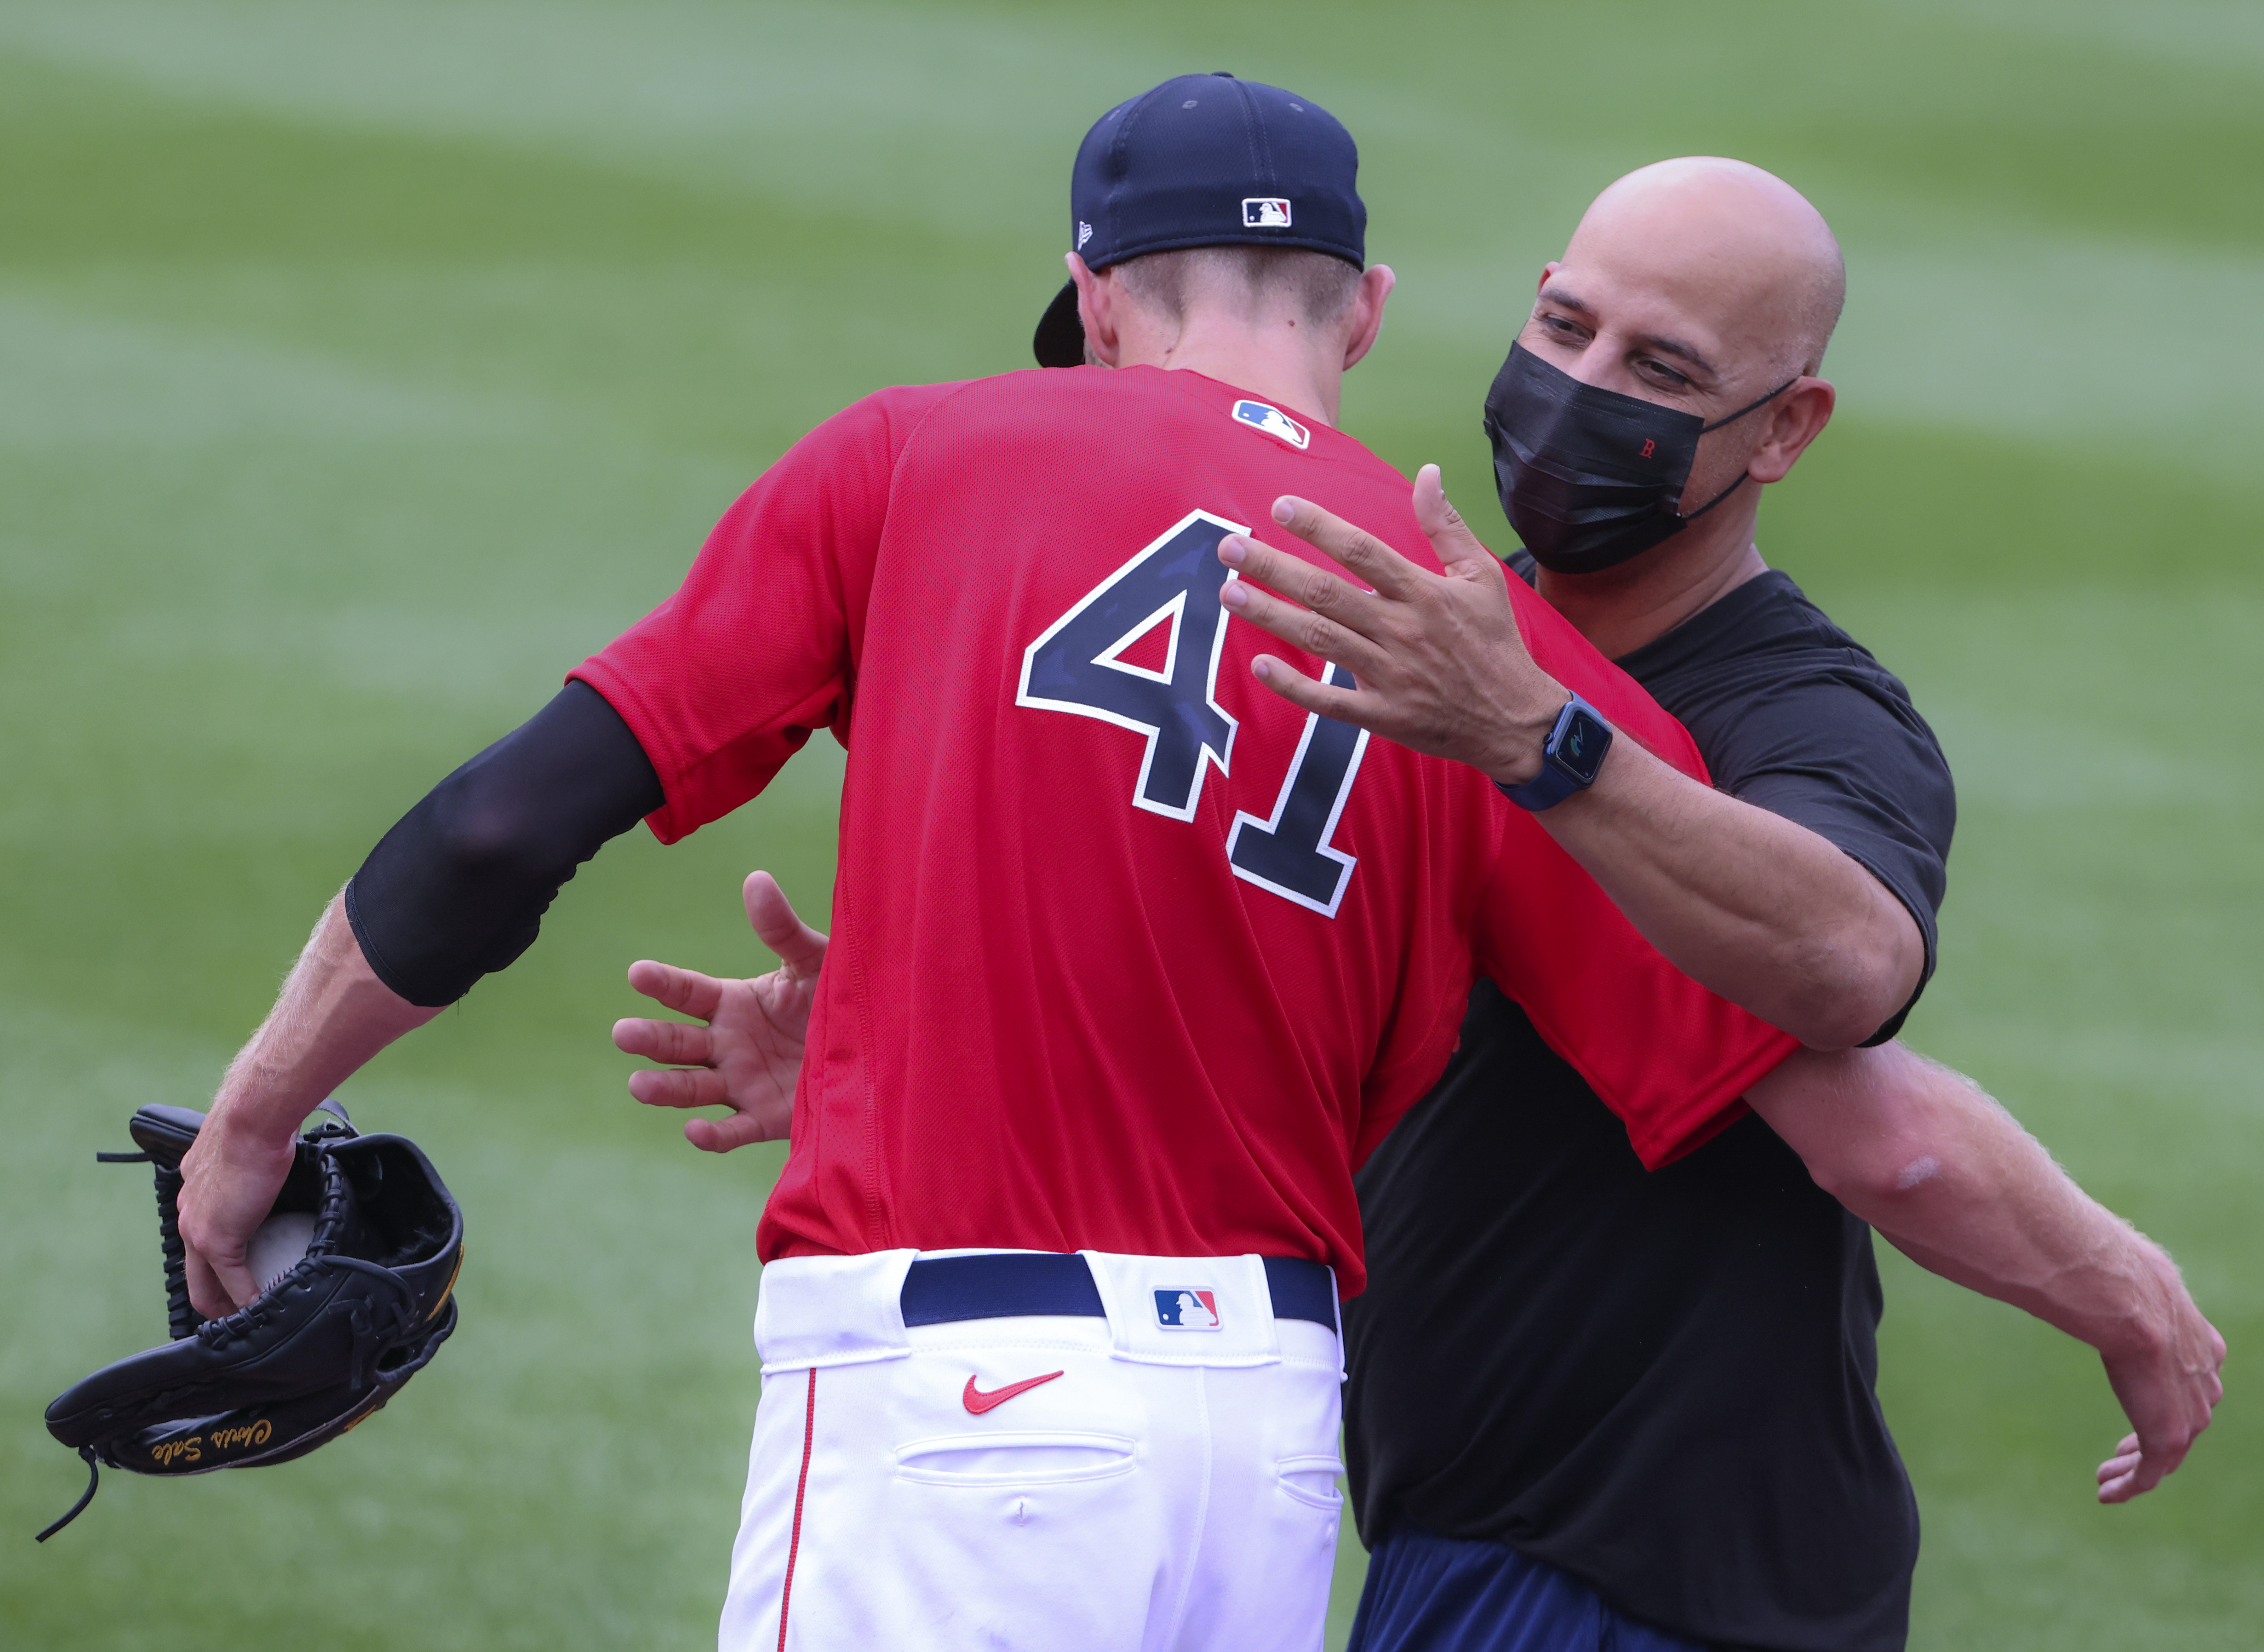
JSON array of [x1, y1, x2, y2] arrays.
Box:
[[1535, 282, 1595, 316], [1535, 283, 1719, 379], [1634, 332, 1719, 378]]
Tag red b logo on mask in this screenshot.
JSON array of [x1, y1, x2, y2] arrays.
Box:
[[1638, 439, 1656, 459]]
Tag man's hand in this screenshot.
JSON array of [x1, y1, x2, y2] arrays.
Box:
[[612, 871, 827, 1153], [1215, 464, 1566, 787], [178, 1119, 299, 1318], [2094, 1243, 2227, 1503]]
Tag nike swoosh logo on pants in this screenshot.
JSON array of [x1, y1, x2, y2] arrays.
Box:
[[962, 1371, 1065, 1414]]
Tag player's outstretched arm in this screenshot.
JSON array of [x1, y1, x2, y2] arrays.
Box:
[[182, 685, 668, 1315], [1216, 467, 1919, 1050], [613, 871, 826, 1153], [1749, 1042, 2226, 1503], [178, 894, 443, 1318]]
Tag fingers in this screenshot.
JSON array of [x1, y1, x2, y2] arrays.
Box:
[[743, 871, 829, 980], [2099, 1452, 2169, 1504], [2096, 1434, 2143, 1494], [2097, 1466, 2143, 1504], [186, 1247, 236, 1321], [627, 1064, 729, 1110], [2111, 1396, 2206, 1503], [1247, 655, 1370, 723], [2095, 1430, 2155, 1504], [685, 1108, 781, 1155], [1218, 549, 1388, 680], [1410, 465, 1504, 579], [613, 1015, 715, 1065], [185, 1242, 257, 1321], [1217, 531, 1388, 643], [1265, 493, 1431, 602], [625, 958, 727, 1023]]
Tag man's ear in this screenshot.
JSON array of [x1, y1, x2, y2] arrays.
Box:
[[1749, 377, 1835, 485], [1341, 264, 1396, 372], [1068, 254, 1122, 369]]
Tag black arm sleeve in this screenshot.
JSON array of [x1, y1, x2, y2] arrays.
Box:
[[344, 680, 665, 1007]]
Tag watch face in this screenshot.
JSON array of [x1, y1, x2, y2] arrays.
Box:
[[1554, 708, 1611, 786]]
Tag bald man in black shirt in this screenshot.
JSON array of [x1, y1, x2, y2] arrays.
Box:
[[1217, 158, 2224, 1651], [1343, 561, 1945, 1649]]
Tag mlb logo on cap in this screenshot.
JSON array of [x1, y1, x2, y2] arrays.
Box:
[[1154, 1288, 1222, 1330], [1242, 197, 1292, 227]]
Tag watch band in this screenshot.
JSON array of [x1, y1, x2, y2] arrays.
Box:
[[1497, 693, 1612, 812]]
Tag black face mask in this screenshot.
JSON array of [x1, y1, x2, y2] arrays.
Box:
[[1482, 343, 1795, 575]]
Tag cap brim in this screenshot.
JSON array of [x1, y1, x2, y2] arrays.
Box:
[[1033, 280, 1085, 369]]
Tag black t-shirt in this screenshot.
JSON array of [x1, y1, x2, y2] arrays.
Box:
[[1345, 566, 1956, 1652]]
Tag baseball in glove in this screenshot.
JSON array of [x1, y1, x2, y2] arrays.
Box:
[[37, 1100, 462, 1541]]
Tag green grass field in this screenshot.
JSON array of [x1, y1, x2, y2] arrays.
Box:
[[3, 2, 2259, 1646]]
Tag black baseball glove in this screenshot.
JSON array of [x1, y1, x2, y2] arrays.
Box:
[[38, 1100, 462, 1541]]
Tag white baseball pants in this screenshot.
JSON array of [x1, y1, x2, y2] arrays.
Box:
[[718, 1249, 1347, 1652]]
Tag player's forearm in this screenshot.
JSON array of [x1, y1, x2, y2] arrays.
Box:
[[1750, 1043, 2172, 1359], [206, 893, 440, 1147], [1539, 737, 1921, 1049]]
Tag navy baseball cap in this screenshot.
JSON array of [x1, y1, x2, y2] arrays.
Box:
[[1033, 72, 1366, 368]]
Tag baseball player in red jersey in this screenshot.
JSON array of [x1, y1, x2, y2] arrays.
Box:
[[175, 76, 1797, 1650]]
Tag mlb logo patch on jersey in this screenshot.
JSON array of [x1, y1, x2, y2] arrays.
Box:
[[1154, 1288, 1222, 1330], [1242, 197, 1292, 228], [1231, 399, 1310, 451]]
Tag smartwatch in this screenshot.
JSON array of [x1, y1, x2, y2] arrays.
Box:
[[1498, 692, 1614, 812]]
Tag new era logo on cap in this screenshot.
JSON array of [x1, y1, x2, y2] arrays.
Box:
[[1155, 1288, 1221, 1330], [1242, 197, 1292, 227]]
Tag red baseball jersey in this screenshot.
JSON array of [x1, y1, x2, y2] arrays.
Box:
[[574, 365, 1797, 1295]]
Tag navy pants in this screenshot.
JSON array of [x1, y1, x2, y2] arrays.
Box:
[[1348, 1524, 1717, 1652]]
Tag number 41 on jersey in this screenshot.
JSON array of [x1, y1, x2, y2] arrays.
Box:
[[1017, 511, 1370, 918]]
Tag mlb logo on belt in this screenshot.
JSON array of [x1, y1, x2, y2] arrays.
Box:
[[1241, 197, 1292, 228], [1231, 399, 1310, 451], [1154, 1288, 1222, 1330]]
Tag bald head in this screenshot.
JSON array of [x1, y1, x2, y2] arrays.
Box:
[[1505, 157, 1846, 579], [1568, 158, 1844, 381]]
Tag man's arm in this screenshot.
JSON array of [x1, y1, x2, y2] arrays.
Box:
[[1215, 467, 1919, 1049], [1749, 1042, 2226, 1503], [181, 684, 665, 1319], [178, 896, 439, 1316]]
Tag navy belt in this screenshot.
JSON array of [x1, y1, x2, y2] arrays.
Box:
[[900, 1253, 1337, 1331]]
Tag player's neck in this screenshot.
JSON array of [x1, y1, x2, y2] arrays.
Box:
[[1114, 313, 1347, 428]]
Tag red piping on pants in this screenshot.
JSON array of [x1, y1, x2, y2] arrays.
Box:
[[777, 1368, 817, 1652]]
